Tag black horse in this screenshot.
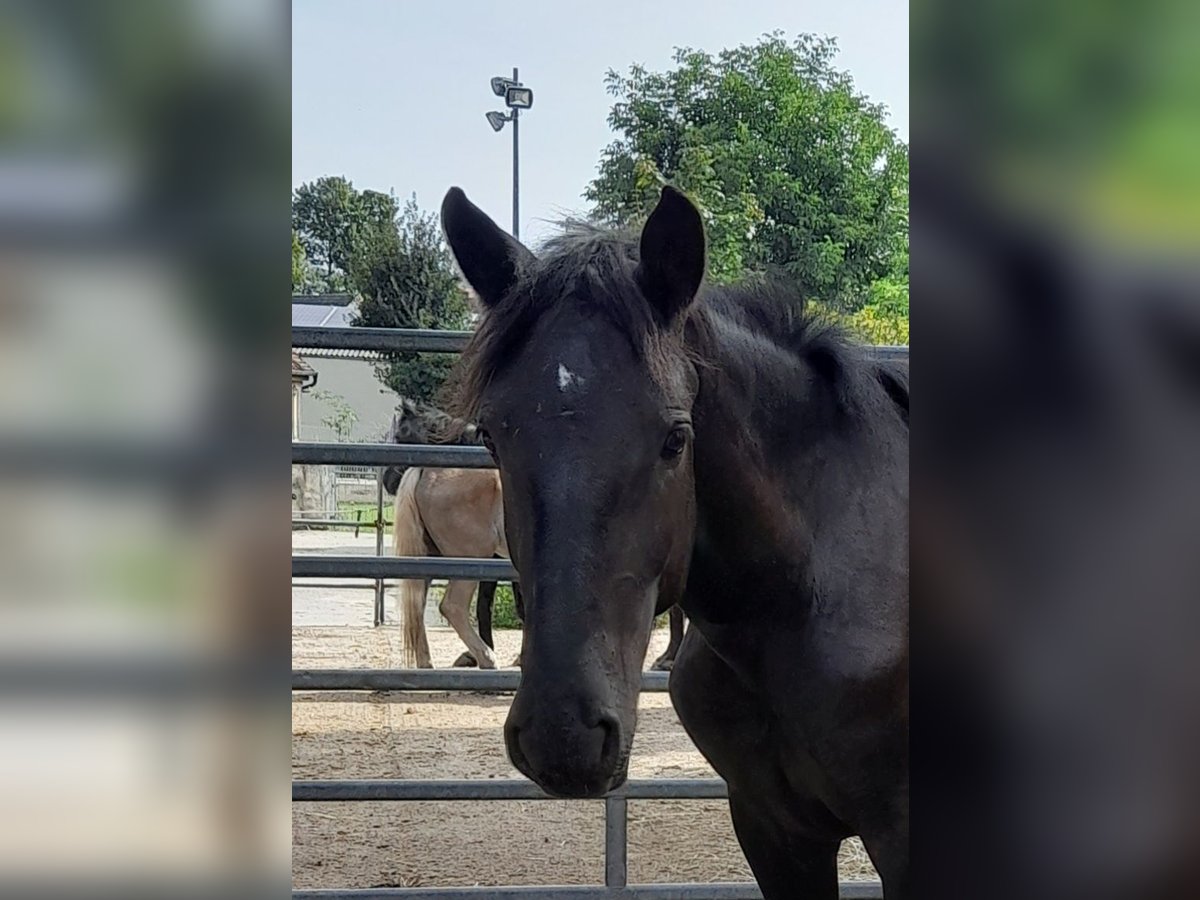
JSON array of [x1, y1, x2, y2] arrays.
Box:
[[442, 186, 909, 899]]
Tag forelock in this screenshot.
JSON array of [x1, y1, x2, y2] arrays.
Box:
[[446, 221, 684, 420]]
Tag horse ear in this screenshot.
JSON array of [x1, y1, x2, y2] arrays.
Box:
[[441, 187, 534, 308], [635, 186, 706, 323], [875, 360, 909, 426]]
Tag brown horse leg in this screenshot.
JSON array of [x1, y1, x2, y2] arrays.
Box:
[[441, 579, 496, 669], [651, 606, 685, 670], [454, 581, 497, 668]]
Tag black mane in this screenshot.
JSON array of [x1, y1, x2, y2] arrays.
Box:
[[449, 221, 901, 428]]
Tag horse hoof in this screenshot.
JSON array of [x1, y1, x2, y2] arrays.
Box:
[[452, 652, 478, 668], [477, 654, 498, 670], [651, 657, 675, 672]]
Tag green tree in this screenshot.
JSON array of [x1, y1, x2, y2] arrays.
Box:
[[292, 229, 313, 292], [292, 177, 470, 398], [292, 176, 399, 291], [351, 195, 472, 404], [311, 389, 358, 441], [831, 272, 909, 345], [587, 32, 908, 314]]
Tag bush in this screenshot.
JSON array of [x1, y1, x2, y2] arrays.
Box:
[[489, 583, 522, 629], [845, 301, 909, 345], [811, 274, 909, 347], [482, 583, 671, 630]]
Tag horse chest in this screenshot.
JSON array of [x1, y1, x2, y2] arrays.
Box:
[[685, 520, 804, 629], [671, 626, 858, 838]]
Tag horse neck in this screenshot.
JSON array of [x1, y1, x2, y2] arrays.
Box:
[[688, 319, 819, 561], [685, 313, 906, 625], [399, 402, 466, 445], [430, 413, 480, 446]]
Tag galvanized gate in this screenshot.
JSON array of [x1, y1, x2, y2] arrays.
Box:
[[292, 325, 903, 899]]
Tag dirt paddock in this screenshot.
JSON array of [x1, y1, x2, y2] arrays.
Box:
[[293, 624, 878, 889]]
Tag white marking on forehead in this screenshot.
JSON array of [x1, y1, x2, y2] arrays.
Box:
[[557, 363, 582, 392]]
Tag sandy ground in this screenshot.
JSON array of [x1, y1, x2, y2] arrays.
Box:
[[293, 530, 878, 889]]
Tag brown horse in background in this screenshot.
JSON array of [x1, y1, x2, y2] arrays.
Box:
[[390, 464, 519, 668], [382, 401, 522, 667]]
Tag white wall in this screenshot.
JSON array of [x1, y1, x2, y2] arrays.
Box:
[[297, 357, 398, 443]]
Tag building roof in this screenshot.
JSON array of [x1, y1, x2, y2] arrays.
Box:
[[295, 346, 385, 361], [292, 292, 392, 359], [292, 293, 354, 305], [291, 351, 318, 387], [292, 293, 358, 328]]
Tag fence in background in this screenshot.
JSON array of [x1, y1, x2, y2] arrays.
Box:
[[292, 325, 903, 900]]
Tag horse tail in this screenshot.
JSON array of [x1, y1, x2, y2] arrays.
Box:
[[393, 466, 429, 667]]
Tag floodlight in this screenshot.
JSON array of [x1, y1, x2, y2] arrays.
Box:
[[504, 86, 533, 109], [485, 110, 509, 132], [491, 76, 515, 97]]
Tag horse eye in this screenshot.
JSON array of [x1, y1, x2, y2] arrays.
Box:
[[661, 426, 689, 460]]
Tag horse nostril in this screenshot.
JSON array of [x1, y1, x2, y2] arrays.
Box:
[[505, 721, 529, 774], [597, 713, 621, 773]]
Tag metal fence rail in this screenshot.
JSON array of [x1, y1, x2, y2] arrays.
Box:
[[294, 326, 473, 353], [291, 326, 909, 360], [293, 778, 727, 802], [292, 517, 375, 530], [291, 325, 890, 900], [295, 885, 882, 900], [293, 555, 517, 581], [293, 442, 494, 468], [292, 668, 670, 693]]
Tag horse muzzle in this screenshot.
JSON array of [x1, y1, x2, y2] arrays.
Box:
[[504, 693, 628, 798]]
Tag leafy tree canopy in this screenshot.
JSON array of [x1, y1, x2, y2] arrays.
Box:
[[351, 196, 472, 406], [292, 176, 400, 292], [587, 32, 908, 324], [292, 178, 472, 404], [292, 229, 314, 292]]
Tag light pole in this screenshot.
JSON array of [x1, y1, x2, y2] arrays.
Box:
[[486, 68, 533, 240]]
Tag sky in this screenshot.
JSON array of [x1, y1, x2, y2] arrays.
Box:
[[292, 0, 908, 246]]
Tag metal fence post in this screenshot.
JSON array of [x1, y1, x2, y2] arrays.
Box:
[[605, 795, 628, 888], [373, 466, 385, 627]]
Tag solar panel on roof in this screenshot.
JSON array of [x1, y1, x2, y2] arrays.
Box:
[[291, 304, 345, 327], [323, 305, 357, 327]]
